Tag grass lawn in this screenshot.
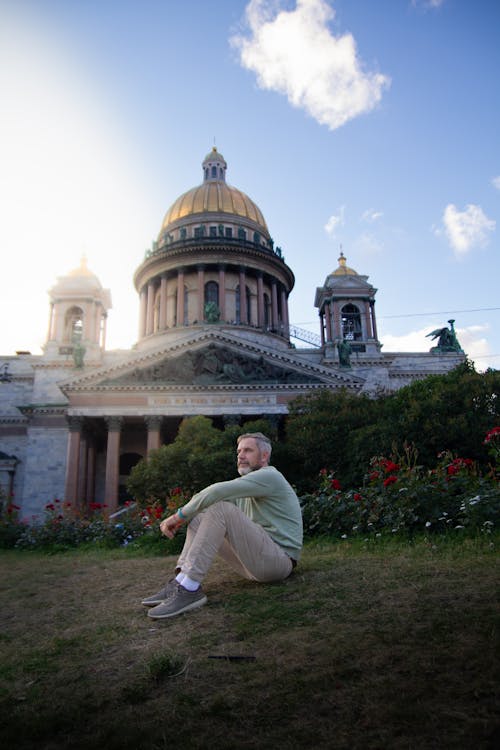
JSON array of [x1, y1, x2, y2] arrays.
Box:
[[0, 535, 498, 749]]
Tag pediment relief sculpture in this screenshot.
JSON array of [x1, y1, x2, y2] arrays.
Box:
[[101, 344, 322, 386]]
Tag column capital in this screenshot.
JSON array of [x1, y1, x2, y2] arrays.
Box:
[[105, 416, 123, 432], [144, 415, 163, 430], [67, 416, 84, 432]]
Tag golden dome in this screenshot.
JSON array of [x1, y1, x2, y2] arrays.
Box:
[[158, 148, 269, 237], [332, 251, 358, 276]]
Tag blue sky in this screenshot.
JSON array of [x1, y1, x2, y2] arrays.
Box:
[[1, 0, 498, 369]]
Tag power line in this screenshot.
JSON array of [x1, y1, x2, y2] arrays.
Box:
[[295, 306, 500, 326], [380, 307, 500, 320]]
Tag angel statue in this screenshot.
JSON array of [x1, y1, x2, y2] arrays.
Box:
[[426, 319, 463, 353]]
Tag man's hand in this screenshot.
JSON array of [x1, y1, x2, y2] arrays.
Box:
[[160, 513, 185, 539]]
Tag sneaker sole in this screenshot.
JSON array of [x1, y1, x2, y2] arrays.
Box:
[[147, 595, 207, 619]]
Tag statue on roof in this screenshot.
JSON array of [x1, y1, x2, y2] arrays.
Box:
[[426, 319, 463, 353]]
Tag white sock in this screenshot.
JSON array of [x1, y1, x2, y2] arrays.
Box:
[[175, 572, 186, 585], [178, 574, 200, 592]]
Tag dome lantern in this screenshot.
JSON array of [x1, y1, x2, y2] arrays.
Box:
[[202, 146, 227, 183]]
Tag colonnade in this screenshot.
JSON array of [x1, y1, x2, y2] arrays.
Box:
[[138, 266, 290, 339], [63, 415, 163, 513]]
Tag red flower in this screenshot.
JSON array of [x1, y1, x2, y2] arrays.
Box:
[[45, 503, 55, 511], [353, 493, 362, 502], [484, 426, 500, 444], [369, 471, 380, 482], [319, 468, 328, 476], [447, 465, 459, 475], [381, 459, 400, 474], [330, 478, 341, 491], [383, 475, 398, 487]]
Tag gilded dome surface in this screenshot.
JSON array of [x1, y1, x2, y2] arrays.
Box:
[[159, 148, 269, 237], [332, 252, 357, 276], [160, 182, 269, 234]]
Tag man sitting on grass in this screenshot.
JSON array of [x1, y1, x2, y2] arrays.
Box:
[[141, 432, 303, 619]]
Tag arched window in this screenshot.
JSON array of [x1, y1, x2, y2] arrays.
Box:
[[238, 227, 246, 241], [65, 306, 84, 343], [253, 231, 260, 245], [205, 281, 219, 307], [341, 304, 362, 341]]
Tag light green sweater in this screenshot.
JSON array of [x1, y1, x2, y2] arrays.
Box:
[[179, 466, 303, 560]]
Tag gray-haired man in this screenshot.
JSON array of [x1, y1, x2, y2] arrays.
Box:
[[141, 432, 303, 619]]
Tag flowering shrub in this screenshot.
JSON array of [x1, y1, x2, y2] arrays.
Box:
[[2, 488, 189, 552], [301, 437, 499, 539]]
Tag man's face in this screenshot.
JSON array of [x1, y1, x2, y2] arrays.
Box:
[[237, 438, 269, 475]]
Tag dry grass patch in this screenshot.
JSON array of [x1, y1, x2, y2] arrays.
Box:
[[0, 537, 498, 749]]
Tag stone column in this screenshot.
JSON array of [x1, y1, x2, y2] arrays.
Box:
[[47, 302, 55, 341], [271, 281, 279, 330], [64, 417, 83, 505], [86, 441, 96, 504], [145, 416, 162, 455], [139, 287, 147, 338], [332, 302, 342, 339], [370, 300, 378, 340], [176, 269, 185, 326], [146, 281, 155, 335], [319, 312, 325, 346], [197, 266, 205, 322], [218, 265, 226, 321], [101, 313, 108, 349], [280, 288, 289, 331], [257, 274, 265, 327], [364, 300, 373, 338], [104, 417, 123, 513], [159, 274, 168, 330], [77, 432, 88, 507], [324, 302, 333, 342], [239, 268, 247, 324]]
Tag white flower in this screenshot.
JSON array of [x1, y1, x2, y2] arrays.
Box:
[[454, 525, 465, 530], [341, 534, 347, 539], [425, 521, 432, 527]]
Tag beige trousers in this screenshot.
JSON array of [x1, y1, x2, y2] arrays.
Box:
[[176, 501, 293, 584]]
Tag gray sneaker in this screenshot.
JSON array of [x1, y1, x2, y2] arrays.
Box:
[[147, 584, 207, 619], [141, 578, 177, 607]]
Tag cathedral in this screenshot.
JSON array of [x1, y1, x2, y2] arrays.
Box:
[[0, 147, 464, 521]]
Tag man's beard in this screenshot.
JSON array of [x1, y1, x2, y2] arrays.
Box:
[[237, 464, 254, 476]]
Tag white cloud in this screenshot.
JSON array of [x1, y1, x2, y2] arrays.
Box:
[[324, 205, 345, 236], [441, 204, 495, 256], [411, 0, 446, 9], [492, 176, 500, 190], [361, 208, 383, 223], [231, 0, 390, 130]]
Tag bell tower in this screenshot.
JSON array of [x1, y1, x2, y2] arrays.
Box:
[[43, 257, 112, 365], [315, 252, 381, 359]]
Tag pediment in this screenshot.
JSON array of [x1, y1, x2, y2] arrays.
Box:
[[59, 329, 365, 393], [100, 343, 324, 386]]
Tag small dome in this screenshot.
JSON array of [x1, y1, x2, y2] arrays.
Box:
[[332, 252, 358, 276], [50, 256, 105, 295]]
